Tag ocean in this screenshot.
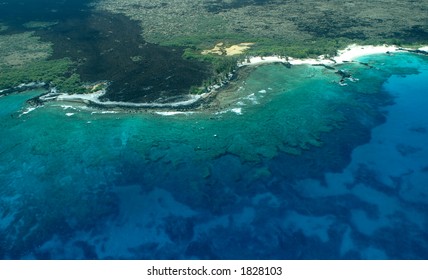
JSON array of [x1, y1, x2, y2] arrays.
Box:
[[0, 52, 427, 259]]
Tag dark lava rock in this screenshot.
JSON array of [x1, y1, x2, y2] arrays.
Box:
[[39, 12, 212, 103]]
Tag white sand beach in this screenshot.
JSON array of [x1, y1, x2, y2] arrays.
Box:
[[333, 44, 399, 63], [238, 44, 422, 67]]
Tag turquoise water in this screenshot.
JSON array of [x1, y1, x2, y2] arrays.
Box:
[[1, 53, 427, 259]]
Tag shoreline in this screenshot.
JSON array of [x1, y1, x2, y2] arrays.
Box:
[[35, 88, 213, 109], [238, 44, 428, 67], [0, 82, 47, 96], [6, 44, 428, 112]]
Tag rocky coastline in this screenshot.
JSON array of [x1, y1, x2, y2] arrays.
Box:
[[3, 45, 428, 112]]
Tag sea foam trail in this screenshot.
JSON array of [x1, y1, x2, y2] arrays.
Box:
[[154, 111, 195, 116], [19, 107, 37, 116]]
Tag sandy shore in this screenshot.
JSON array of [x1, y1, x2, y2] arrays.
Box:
[[238, 44, 427, 67], [333, 44, 398, 63]]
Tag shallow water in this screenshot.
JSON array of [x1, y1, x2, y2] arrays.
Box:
[[0, 53, 427, 259]]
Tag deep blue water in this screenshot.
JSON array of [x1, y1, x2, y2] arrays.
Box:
[[0, 53, 427, 259]]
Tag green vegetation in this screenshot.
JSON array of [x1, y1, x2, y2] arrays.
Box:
[[0, 31, 87, 93], [162, 34, 347, 59], [0, 32, 52, 67], [183, 48, 239, 92], [0, 58, 85, 93], [183, 49, 237, 72]]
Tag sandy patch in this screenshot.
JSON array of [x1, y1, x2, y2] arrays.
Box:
[[202, 42, 254, 56]]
